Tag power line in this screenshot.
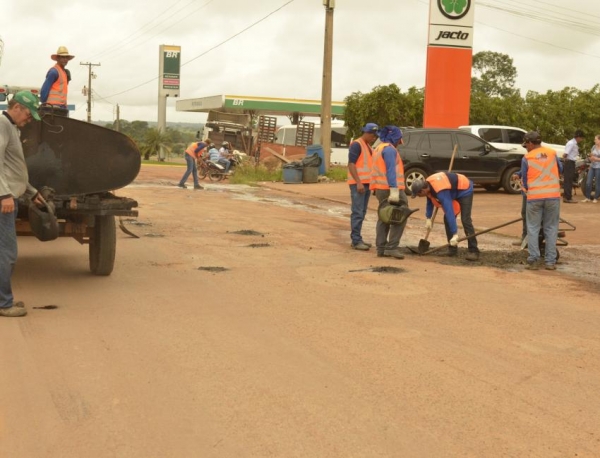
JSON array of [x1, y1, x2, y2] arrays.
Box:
[[101, 0, 295, 99], [97, 0, 216, 63], [89, 0, 192, 60]]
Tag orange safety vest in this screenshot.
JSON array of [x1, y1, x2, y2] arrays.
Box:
[[426, 172, 471, 193], [524, 147, 560, 200], [347, 138, 373, 185], [431, 198, 461, 216], [370, 142, 405, 190], [185, 142, 205, 159], [47, 64, 68, 106]]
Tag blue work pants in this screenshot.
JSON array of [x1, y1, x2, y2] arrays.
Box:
[[179, 154, 200, 187], [349, 183, 370, 245], [526, 198, 560, 266], [0, 200, 18, 309]]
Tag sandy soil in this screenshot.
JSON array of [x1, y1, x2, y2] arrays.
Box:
[[2, 164, 600, 458]]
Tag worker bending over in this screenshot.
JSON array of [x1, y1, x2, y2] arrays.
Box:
[[411, 172, 480, 261]]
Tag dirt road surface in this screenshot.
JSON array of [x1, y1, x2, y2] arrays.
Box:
[[2, 164, 600, 458]]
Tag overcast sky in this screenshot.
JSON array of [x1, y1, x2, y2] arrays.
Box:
[[2, 0, 599, 125]]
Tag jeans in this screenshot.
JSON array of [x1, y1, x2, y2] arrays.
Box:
[[349, 183, 370, 244], [375, 189, 408, 252], [179, 154, 199, 187], [585, 167, 600, 200], [442, 193, 479, 253], [218, 158, 231, 173], [563, 160, 575, 200], [520, 193, 527, 239], [0, 201, 18, 308], [526, 198, 560, 265]]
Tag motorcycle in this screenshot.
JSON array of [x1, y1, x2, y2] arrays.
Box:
[[197, 150, 245, 182], [559, 157, 588, 196]]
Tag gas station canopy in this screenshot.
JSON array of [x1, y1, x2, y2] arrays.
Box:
[[176, 94, 344, 118]]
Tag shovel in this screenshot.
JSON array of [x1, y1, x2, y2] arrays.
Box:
[[414, 145, 458, 254], [422, 217, 523, 255]]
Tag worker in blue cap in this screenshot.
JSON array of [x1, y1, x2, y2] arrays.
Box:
[[370, 125, 408, 259], [347, 122, 379, 251]]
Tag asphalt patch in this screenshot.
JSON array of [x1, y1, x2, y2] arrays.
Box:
[[431, 249, 528, 268]]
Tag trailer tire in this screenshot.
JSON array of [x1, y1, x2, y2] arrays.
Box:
[[89, 215, 116, 276]]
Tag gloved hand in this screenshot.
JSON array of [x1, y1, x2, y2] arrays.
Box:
[[449, 234, 459, 246], [425, 218, 433, 230], [388, 187, 400, 204]]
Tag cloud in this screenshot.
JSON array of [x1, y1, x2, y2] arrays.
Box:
[[2, 0, 599, 124]]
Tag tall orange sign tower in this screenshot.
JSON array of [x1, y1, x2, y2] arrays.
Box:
[[423, 0, 475, 127]]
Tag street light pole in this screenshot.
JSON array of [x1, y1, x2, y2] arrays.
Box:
[[320, 0, 334, 172]]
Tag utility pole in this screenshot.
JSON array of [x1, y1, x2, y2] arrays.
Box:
[[115, 104, 120, 132], [320, 0, 335, 172], [80, 62, 100, 122]]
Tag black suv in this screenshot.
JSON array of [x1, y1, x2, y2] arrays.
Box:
[[398, 128, 524, 194]]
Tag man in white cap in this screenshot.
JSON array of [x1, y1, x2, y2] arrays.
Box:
[[40, 46, 74, 115], [0, 91, 44, 317]]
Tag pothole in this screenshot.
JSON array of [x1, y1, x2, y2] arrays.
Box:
[[197, 266, 229, 273], [247, 243, 270, 248], [349, 266, 405, 274], [229, 230, 264, 236]]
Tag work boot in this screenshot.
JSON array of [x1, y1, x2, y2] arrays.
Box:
[[0, 305, 27, 317], [524, 262, 539, 270], [444, 247, 458, 257], [376, 251, 388, 258], [363, 241, 373, 248], [383, 248, 404, 259], [465, 251, 480, 261], [351, 242, 370, 251], [194, 185, 204, 190], [545, 264, 557, 271], [177, 183, 187, 189]]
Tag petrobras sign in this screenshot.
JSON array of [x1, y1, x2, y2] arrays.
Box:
[[159, 45, 181, 97], [428, 0, 474, 49]]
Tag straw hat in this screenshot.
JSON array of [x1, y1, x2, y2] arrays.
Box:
[[51, 46, 74, 61]]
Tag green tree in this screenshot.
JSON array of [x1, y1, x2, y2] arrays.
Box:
[[141, 128, 171, 161], [471, 51, 518, 98], [343, 84, 424, 140]]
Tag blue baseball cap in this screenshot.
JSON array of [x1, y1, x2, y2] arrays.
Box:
[[361, 123, 379, 134]]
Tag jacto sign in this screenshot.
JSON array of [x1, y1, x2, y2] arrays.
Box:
[[423, 0, 475, 128], [428, 0, 474, 49]]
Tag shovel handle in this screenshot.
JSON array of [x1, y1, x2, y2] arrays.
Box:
[[423, 217, 523, 255], [422, 207, 439, 242]]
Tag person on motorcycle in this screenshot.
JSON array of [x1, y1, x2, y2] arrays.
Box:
[[218, 142, 233, 173], [208, 143, 230, 172]]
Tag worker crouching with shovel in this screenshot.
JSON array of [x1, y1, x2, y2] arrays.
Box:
[[371, 126, 418, 259], [411, 172, 480, 261]]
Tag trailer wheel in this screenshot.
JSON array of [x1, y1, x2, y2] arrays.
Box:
[[89, 215, 116, 276]]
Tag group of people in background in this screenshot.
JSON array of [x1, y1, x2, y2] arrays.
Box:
[[347, 123, 480, 261], [347, 123, 599, 270], [177, 140, 234, 189]]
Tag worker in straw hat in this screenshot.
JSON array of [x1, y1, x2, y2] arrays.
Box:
[[40, 46, 74, 115]]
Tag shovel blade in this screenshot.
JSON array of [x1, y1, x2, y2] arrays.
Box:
[[417, 239, 431, 254]]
